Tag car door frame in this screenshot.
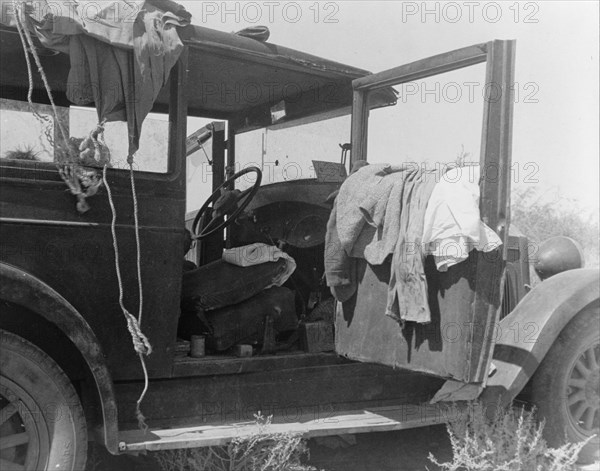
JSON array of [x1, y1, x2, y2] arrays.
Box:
[[346, 40, 516, 384]]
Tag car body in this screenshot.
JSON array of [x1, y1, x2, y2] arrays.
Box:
[[0, 4, 598, 469]]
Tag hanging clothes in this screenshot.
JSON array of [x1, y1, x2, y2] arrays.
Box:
[[422, 165, 502, 271], [325, 163, 439, 324], [2, 0, 191, 156]]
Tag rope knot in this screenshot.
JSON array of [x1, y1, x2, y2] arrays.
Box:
[[102, 166, 151, 431], [125, 311, 153, 356]]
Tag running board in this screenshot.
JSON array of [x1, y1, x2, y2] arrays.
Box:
[[118, 404, 449, 452]]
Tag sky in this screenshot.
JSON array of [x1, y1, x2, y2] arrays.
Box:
[[2, 1, 596, 217], [181, 0, 599, 217]]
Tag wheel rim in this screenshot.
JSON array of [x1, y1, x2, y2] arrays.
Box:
[[0, 378, 46, 471], [566, 340, 600, 436]]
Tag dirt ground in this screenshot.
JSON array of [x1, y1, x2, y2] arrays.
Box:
[[307, 425, 452, 471], [86, 425, 453, 471], [86, 425, 600, 471]]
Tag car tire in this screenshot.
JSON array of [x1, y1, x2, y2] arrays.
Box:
[[529, 304, 600, 464], [0, 329, 88, 471]]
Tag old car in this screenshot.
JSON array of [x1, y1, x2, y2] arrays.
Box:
[[0, 1, 598, 469]]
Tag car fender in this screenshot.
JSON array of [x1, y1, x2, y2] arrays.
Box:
[[0, 262, 119, 454], [481, 267, 600, 407]]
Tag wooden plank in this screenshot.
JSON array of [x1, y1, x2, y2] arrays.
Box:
[[211, 122, 226, 195], [183, 39, 372, 82], [53, 105, 69, 155], [168, 47, 188, 177], [203, 121, 227, 263], [352, 43, 487, 91], [470, 40, 516, 383], [119, 403, 450, 451], [350, 89, 369, 164], [226, 123, 236, 179], [478, 40, 516, 248]]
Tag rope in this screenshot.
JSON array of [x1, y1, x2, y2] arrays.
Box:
[[14, 3, 101, 213], [13, 3, 54, 146], [103, 165, 152, 432], [128, 160, 151, 428], [14, 3, 69, 145], [16, 2, 152, 430], [128, 159, 144, 325]]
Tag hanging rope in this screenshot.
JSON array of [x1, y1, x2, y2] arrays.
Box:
[[14, 3, 102, 213], [14, 4, 69, 144], [14, 2, 152, 431], [128, 154, 151, 429], [103, 164, 152, 432], [13, 8, 54, 146]]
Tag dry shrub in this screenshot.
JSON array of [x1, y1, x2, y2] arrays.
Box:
[[153, 413, 317, 471], [3, 145, 39, 161], [429, 403, 591, 471]]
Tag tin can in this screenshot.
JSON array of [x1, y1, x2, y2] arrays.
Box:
[[190, 335, 206, 358]]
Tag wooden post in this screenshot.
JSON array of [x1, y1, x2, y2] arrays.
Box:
[[350, 89, 369, 166], [54, 106, 69, 155], [211, 121, 227, 255], [168, 47, 188, 177], [211, 122, 226, 192], [470, 39, 516, 383], [226, 124, 236, 179], [479, 40, 516, 254], [225, 124, 236, 248]]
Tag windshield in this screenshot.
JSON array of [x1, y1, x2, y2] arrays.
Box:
[[185, 115, 351, 214], [235, 115, 351, 190]]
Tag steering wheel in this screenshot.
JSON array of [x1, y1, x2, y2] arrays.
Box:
[[192, 166, 262, 240]]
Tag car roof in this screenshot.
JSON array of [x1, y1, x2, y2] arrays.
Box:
[[0, 23, 396, 132]]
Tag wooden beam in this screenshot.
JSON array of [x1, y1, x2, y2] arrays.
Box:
[[478, 40, 516, 252], [168, 47, 189, 177], [211, 122, 226, 192], [471, 39, 516, 383], [119, 404, 449, 452], [208, 121, 227, 259], [350, 89, 369, 165], [352, 43, 487, 91], [226, 123, 236, 179], [53, 105, 69, 154]]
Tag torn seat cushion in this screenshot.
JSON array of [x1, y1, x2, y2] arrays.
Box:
[[181, 258, 288, 311]]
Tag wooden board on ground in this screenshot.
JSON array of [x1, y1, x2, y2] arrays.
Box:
[[119, 404, 450, 452]]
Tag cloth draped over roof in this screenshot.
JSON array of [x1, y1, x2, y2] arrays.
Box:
[[1, 0, 191, 156]]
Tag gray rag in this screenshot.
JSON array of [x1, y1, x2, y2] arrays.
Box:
[[324, 163, 439, 324]]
